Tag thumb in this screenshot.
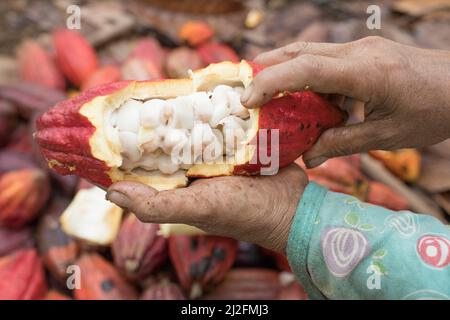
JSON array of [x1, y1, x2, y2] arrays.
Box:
[[303, 121, 384, 168], [106, 181, 212, 224]]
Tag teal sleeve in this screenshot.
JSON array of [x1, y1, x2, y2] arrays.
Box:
[[286, 182, 450, 300]]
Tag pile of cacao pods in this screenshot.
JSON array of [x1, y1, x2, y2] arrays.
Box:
[[0, 21, 415, 300]]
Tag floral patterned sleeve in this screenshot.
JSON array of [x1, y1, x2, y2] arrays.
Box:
[[286, 182, 450, 300]]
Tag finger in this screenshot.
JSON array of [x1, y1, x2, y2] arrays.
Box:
[[254, 41, 351, 66], [302, 121, 390, 167], [106, 181, 213, 224], [242, 55, 367, 108]]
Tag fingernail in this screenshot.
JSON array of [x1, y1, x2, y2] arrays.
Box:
[[240, 83, 253, 104], [305, 156, 328, 168], [106, 190, 130, 209]]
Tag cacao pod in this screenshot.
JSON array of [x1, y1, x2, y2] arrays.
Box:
[[202, 268, 281, 300], [35, 61, 345, 190], [0, 226, 34, 257], [36, 197, 79, 282], [179, 21, 214, 47], [53, 29, 99, 87], [169, 235, 237, 298], [0, 168, 51, 228], [0, 249, 47, 299], [81, 65, 122, 91], [366, 181, 409, 211], [121, 58, 164, 81], [112, 214, 167, 280], [165, 47, 205, 78], [75, 253, 137, 300], [197, 43, 239, 64], [17, 40, 66, 90], [369, 149, 421, 183], [0, 82, 65, 119], [129, 38, 166, 74], [0, 100, 18, 147], [141, 279, 186, 300]]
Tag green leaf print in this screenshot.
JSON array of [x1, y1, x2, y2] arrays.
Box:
[[359, 223, 375, 231], [344, 212, 360, 227], [373, 249, 387, 259]]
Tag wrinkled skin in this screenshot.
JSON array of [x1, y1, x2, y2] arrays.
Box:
[[107, 36, 450, 253]]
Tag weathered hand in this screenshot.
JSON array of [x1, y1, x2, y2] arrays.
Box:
[[241, 36, 450, 167], [106, 165, 307, 253]]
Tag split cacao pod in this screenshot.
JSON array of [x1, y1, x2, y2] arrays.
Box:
[[17, 40, 66, 90], [0, 168, 51, 228], [0, 249, 47, 299], [140, 279, 186, 300], [53, 29, 99, 87], [75, 253, 137, 300], [0, 226, 34, 257], [169, 235, 237, 298], [36, 197, 79, 282], [112, 214, 167, 280], [35, 61, 345, 190]]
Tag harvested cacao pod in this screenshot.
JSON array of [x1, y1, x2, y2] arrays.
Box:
[[197, 43, 240, 64], [298, 155, 368, 200], [165, 47, 205, 78], [0, 150, 36, 174], [36, 197, 79, 283], [53, 29, 99, 87], [203, 268, 281, 300], [17, 40, 66, 90], [121, 57, 164, 81], [0, 227, 34, 257], [0, 249, 47, 299], [129, 38, 166, 75], [369, 149, 421, 183], [169, 235, 237, 298], [0, 100, 18, 147], [81, 65, 122, 91], [366, 181, 409, 211], [179, 21, 214, 47], [75, 253, 137, 300], [0, 168, 51, 228], [0, 82, 65, 119], [141, 279, 186, 300], [35, 61, 345, 190], [112, 214, 167, 280]]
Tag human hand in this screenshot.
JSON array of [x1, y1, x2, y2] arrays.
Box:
[[240, 36, 450, 167], [106, 165, 308, 253]]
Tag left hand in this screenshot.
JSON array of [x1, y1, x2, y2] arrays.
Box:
[[106, 165, 307, 253]]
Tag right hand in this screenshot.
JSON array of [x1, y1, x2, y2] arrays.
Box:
[[240, 36, 450, 168]]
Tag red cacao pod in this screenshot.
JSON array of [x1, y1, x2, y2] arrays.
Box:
[[75, 253, 137, 300], [197, 42, 239, 64], [130, 38, 166, 74], [0, 227, 34, 257], [165, 47, 205, 78], [0, 168, 51, 228], [0, 82, 65, 119], [169, 235, 237, 298], [179, 21, 214, 47], [17, 40, 66, 90], [203, 268, 281, 300], [0, 249, 47, 299], [53, 29, 99, 87], [36, 197, 79, 282], [366, 181, 409, 211], [35, 61, 345, 190], [112, 214, 167, 280], [81, 66, 122, 91], [121, 58, 164, 81], [0, 100, 19, 147], [140, 279, 186, 300]]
